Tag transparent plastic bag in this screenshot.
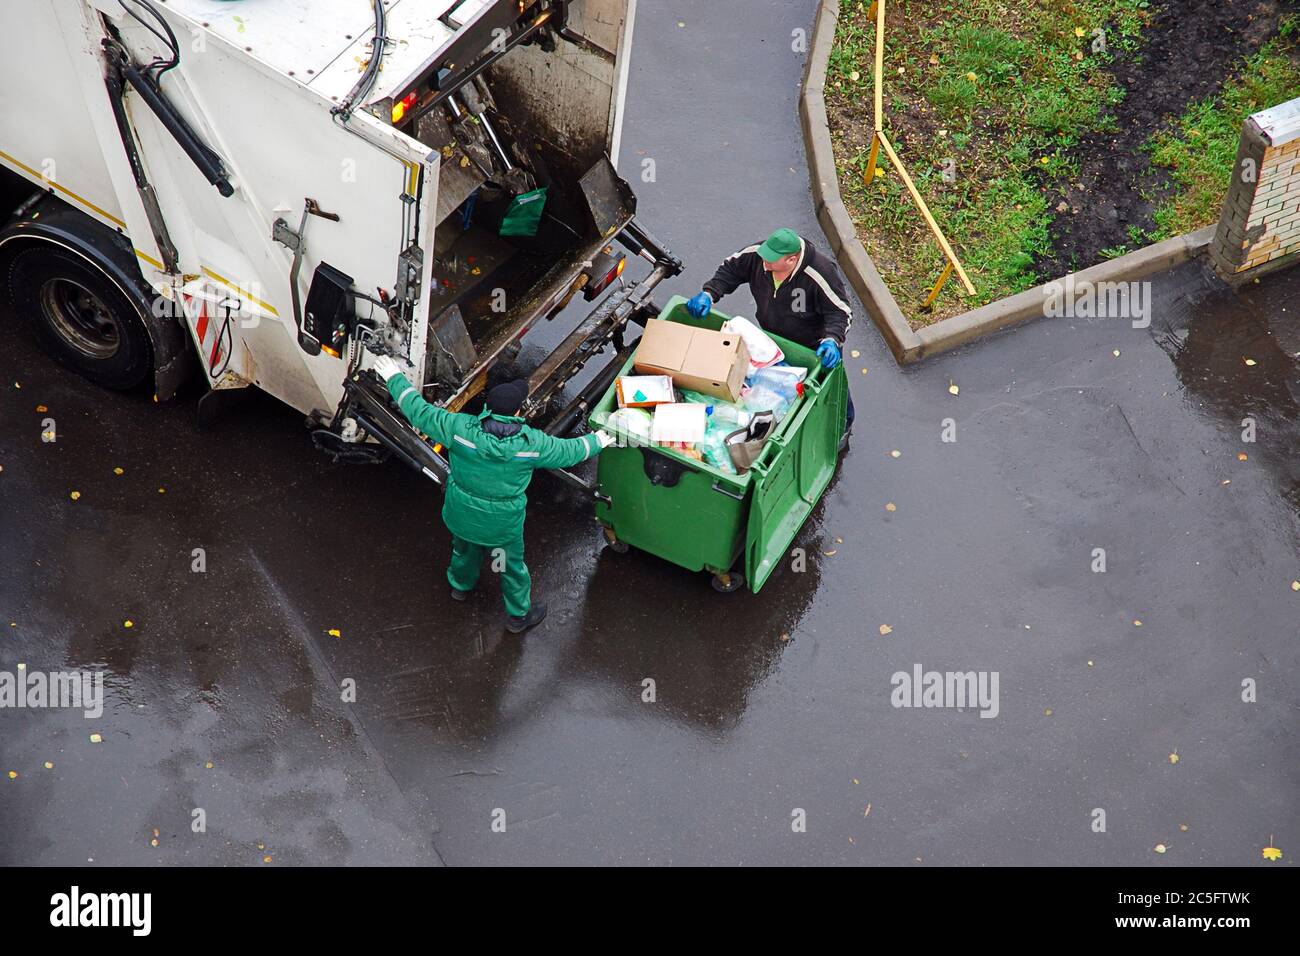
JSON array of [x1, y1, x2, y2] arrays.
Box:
[[699, 428, 736, 474], [740, 384, 792, 422], [680, 388, 753, 429]]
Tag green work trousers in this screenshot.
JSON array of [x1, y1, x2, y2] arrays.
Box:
[[447, 534, 532, 618]]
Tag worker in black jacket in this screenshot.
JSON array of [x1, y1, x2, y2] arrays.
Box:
[[686, 227, 854, 444]]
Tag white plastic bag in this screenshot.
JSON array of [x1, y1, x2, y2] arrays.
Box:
[[721, 316, 783, 372]]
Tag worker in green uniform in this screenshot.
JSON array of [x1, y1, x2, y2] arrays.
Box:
[[374, 355, 615, 633]]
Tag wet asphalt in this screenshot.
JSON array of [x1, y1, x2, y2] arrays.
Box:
[[2, 1, 1298, 866]]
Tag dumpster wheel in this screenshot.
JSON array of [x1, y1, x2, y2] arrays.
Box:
[[602, 526, 629, 554], [710, 570, 745, 594]]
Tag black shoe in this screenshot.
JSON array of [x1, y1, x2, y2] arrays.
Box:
[[506, 602, 547, 634], [450, 587, 472, 602]]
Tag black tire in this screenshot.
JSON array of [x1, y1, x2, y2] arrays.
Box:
[[6, 244, 153, 390], [710, 570, 745, 594]]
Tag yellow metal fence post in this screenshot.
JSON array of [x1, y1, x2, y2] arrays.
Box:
[[922, 262, 954, 310], [861, 0, 976, 304], [863, 134, 881, 184]]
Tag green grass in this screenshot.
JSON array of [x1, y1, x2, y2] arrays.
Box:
[[1145, 16, 1300, 240], [826, 0, 1153, 325]]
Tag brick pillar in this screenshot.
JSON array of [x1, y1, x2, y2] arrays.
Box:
[[1211, 96, 1300, 285]]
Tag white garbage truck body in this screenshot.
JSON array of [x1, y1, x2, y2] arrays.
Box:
[[0, 0, 677, 483]]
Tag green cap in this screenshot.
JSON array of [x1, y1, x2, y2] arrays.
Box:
[[757, 227, 801, 262]]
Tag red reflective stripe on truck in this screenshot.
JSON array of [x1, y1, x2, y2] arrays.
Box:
[[196, 300, 209, 343]]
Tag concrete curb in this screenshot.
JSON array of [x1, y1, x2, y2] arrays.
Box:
[[799, 0, 1215, 365], [913, 226, 1216, 359]]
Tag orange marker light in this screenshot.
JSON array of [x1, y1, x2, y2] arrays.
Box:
[[392, 91, 418, 124]]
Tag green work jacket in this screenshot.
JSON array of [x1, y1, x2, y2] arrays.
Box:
[[387, 373, 602, 544]]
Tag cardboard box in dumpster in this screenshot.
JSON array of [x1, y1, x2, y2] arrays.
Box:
[[633, 319, 750, 402], [615, 374, 675, 408]]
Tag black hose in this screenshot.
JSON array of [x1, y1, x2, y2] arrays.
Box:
[[333, 0, 388, 119]]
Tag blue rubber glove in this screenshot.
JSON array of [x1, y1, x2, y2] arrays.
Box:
[[816, 339, 842, 369], [685, 291, 713, 318]]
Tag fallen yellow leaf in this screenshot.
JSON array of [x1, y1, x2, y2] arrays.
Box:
[[1179, 823, 1189, 832], [1074, 26, 1086, 37], [1154, 843, 1167, 854], [948, 383, 959, 395], [1243, 358, 1257, 366], [89, 734, 103, 744], [44, 762, 53, 770], [965, 71, 977, 82], [1169, 752, 1179, 764], [885, 502, 896, 512], [1112, 349, 1121, 357], [1262, 845, 1282, 862], [1237, 453, 1248, 461], [263, 855, 273, 864], [328, 628, 342, 638], [205, 761, 214, 769], [6, 771, 15, 779], [1044, 708, 1053, 716], [850, 350, 861, 358], [823, 550, 837, 556], [1291, 581, 1300, 591], [123, 620, 134, 629], [113, 467, 124, 476], [35, 405, 47, 413], [69, 491, 80, 500], [878, 624, 892, 636], [889, 450, 901, 458], [1133, 619, 1143, 627], [157, 487, 166, 494]]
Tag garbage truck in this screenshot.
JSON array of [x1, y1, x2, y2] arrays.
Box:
[[0, 0, 680, 492]]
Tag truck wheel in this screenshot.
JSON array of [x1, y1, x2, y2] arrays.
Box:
[[6, 244, 153, 390]]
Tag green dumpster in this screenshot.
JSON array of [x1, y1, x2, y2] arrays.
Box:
[[588, 296, 847, 592]]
